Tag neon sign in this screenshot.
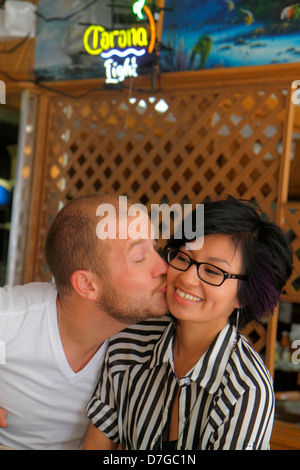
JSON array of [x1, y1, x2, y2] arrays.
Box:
[[83, 26, 149, 57], [104, 56, 138, 84], [133, 0, 146, 20], [83, 2, 156, 84]]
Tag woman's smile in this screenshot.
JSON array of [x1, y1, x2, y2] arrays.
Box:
[[174, 287, 204, 303]]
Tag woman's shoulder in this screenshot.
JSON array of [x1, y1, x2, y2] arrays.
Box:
[[229, 333, 274, 392], [104, 315, 173, 365], [109, 315, 172, 343]]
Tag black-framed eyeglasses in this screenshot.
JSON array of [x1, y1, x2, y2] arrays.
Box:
[[164, 246, 248, 287]]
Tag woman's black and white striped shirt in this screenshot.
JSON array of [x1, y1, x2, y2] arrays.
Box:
[[86, 316, 274, 450]]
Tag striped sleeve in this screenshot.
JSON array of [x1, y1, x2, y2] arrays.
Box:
[[86, 316, 172, 443], [86, 349, 121, 442], [209, 386, 274, 450], [207, 340, 275, 450]]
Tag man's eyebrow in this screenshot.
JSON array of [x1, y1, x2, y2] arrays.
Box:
[[127, 239, 147, 253], [127, 237, 157, 254]]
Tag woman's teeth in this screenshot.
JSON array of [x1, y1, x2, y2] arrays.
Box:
[[176, 288, 203, 302]]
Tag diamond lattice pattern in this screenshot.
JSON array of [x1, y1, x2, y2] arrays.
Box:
[[36, 87, 288, 282]]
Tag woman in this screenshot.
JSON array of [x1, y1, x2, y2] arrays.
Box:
[[83, 197, 293, 450]]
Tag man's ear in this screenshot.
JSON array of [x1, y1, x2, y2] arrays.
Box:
[[70, 270, 101, 301]]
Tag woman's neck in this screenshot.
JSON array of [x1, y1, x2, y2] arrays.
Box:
[[172, 319, 226, 378]]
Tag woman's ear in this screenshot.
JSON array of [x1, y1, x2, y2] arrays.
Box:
[[70, 270, 101, 301]]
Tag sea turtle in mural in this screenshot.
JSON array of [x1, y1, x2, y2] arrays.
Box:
[[190, 35, 213, 69]]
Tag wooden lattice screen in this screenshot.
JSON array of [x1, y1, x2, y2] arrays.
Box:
[[280, 202, 300, 302], [20, 79, 296, 365]]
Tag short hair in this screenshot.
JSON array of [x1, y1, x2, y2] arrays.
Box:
[[166, 196, 293, 328], [45, 193, 131, 296]]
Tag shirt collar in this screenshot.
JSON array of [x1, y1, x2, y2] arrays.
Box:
[[148, 318, 175, 369], [190, 323, 237, 393], [148, 320, 238, 395]]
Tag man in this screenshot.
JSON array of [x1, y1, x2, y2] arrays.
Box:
[[0, 193, 168, 449]]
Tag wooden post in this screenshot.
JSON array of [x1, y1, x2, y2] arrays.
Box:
[[265, 84, 295, 377]]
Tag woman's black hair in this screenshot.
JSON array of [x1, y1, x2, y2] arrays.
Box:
[[166, 196, 293, 328]]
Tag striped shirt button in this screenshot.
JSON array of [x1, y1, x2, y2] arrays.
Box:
[[181, 377, 191, 386]]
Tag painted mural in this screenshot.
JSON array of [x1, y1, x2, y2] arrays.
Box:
[[34, 1, 300, 81], [160, 0, 300, 72]]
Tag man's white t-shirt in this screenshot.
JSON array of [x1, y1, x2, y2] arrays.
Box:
[[0, 282, 106, 450]]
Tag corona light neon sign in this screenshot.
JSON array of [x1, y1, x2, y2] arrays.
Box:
[[83, 2, 156, 84]]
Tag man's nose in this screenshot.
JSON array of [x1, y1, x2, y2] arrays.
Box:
[[153, 252, 168, 277]]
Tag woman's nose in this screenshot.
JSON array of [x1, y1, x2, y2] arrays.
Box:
[[179, 264, 201, 286]]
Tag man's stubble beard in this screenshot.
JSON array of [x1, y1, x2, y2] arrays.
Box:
[[97, 277, 168, 325]]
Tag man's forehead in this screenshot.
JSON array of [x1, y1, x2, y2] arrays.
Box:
[[117, 212, 153, 240], [104, 228, 154, 262], [95, 201, 158, 253]]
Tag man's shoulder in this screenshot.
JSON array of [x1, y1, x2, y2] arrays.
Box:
[[0, 282, 57, 314]]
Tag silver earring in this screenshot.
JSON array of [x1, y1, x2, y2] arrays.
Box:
[[235, 309, 240, 332], [232, 309, 240, 352]]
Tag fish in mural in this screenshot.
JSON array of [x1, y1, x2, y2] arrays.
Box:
[[240, 8, 255, 25], [190, 35, 213, 69], [281, 3, 300, 20], [226, 1, 235, 11]]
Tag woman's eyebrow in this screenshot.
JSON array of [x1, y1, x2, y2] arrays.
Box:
[[207, 256, 230, 266]]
